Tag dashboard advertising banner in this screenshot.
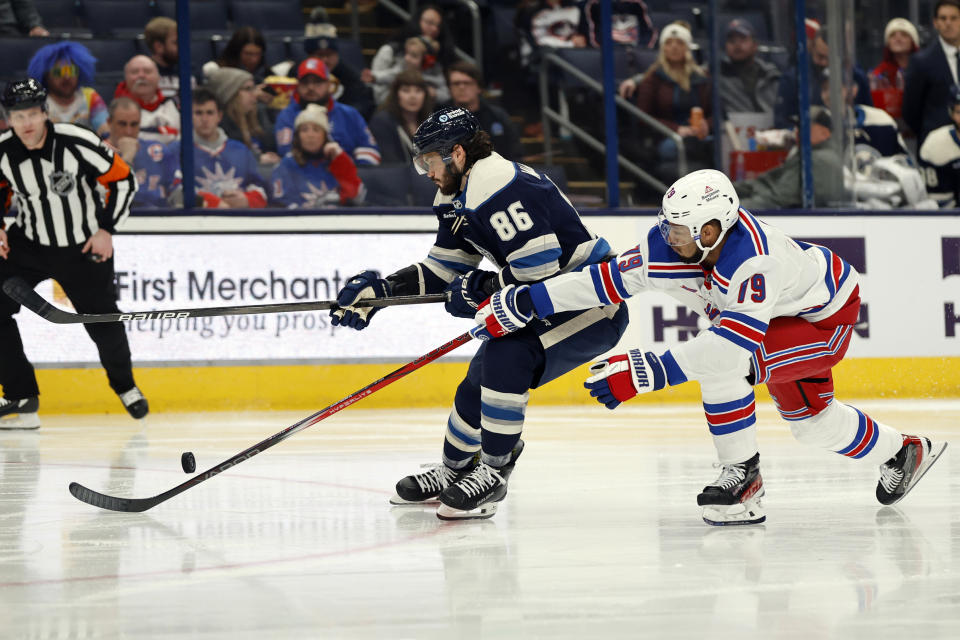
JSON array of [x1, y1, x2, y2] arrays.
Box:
[[13, 214, 960, 366]]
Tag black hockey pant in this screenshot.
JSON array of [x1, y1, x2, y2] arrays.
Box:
[[0, 226, 135, 400]]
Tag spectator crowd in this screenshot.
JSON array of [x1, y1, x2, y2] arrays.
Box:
[[0, 0, 958, 210]]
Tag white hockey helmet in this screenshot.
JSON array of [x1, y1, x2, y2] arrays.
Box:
[[658, 169, 740, 262]]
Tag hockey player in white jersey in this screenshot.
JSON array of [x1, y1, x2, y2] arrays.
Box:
[[472, 169, 948, 526], [919, 86, 960, 207]]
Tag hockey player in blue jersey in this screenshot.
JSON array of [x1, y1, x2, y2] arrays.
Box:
[[473, 169, 947, 525], [330, 107, 628, 520], [919, 86, 960, 207]]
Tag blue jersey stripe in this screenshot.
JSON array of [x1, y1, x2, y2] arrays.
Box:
[[718, 310, 769, 332], [608, 260, 631, 300], [480, 402, 525, 423], [528, 282, 555, 317], [447, 418, 481, 445], [511, 247, 563, 269], [589, 264, 612, 305], [708, 413, 757, 435], [836, 411, 867, 455], [709, 325, 760, 352], [703, 393, 754, 414]]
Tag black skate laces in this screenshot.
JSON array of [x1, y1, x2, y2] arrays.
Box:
[[456, 463, 504, 497], [414, 464, 458, 493], [711, 463, 747, 490]]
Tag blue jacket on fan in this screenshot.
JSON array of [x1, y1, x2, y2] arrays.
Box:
[[270, 150, 365, 208], [162, 133, 269, 207], [274, 96, 381, 165]]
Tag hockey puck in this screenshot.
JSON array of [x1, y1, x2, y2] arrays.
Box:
[[181, 451, 196, 473]]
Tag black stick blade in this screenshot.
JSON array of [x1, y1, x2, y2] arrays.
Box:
[[69, 482, 156, 512]]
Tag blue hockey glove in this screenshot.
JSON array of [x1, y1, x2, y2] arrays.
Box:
[[444, 270, 497, 318], [330, 270, 391, 330], [470, 284, 534, 341], [584, 349, 667, 409]]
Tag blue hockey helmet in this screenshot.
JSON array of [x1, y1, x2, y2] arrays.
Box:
[[412, 106, 480, 174], [1, 78, 47, 112]]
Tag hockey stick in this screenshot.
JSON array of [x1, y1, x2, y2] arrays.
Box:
[[2, 276, 445, 324], [69, 331, 474, 512]]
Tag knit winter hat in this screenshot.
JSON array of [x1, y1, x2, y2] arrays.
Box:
[[294, 103, 330, 132], [660, 23, 693, 49], [884, 17, 919, 49], [206, 67, 253, 107]]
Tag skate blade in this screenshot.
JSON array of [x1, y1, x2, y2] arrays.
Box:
[[0, 412, 40, 430], [887, 440, 948, 505], [702, 498, 765, 527], [436, 501, 498, 521], [388, 494, 440, 506]]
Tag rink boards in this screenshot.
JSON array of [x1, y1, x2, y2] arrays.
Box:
[[11, 211, 960, 412]]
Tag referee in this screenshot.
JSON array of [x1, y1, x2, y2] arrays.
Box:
[[0, 78, 148, 429]]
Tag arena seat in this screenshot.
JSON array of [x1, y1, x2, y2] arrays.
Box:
[[357, 165, 413, 207], [82, 0, 155, 38], [156, 1, 229, 34], [0, 37, 57, 75], [34, 0, 88, 36], [229, 1, 303, 36], [76, 38, 141, 73], [409, 166, 437, 207]]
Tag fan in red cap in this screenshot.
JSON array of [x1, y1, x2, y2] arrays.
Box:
[[297, 57, 329, 80], [273, 56, 381, 164]]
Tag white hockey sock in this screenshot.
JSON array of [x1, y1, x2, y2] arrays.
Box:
[[788, 401, 903, 465], [701, 377, 759, 465]]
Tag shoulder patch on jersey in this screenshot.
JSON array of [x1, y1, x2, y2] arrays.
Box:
[[920, 125, 960, 166], [463, 153, 518, 210]]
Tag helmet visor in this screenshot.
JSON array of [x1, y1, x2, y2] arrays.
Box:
[[413, 150, 451, 175], [657, 210, 698, 248]]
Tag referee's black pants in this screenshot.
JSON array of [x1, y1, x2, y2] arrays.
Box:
[[0, 226, 135, 400]]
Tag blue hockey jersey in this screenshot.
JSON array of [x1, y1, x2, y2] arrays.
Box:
[[274, 96, 380, 165], [130, 139, 169, 208], [414, 153, 613, 294], [270, 151, 365, 208], [854, 104, 910, 159], [163, 136, 268, 206]]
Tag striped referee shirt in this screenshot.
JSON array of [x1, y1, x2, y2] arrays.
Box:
[[0, 121, 137, 247]]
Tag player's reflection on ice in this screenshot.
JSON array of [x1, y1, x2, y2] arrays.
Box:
[[391, 507, 522, 637], [679, 505, 937, 631]]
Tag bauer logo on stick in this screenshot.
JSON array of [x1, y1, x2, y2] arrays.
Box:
[[118, 311, 191, 321]]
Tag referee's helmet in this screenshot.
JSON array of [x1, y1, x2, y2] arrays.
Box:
[[1, 78, 48, 112]]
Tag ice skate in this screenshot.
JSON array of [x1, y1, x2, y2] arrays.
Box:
[[118, 387, 149, 419], [390, 455, 479, 505], [0, 396, 40, 430], [437, 440, 524, 521], [876, 436, 947, 505], [697, 452, 765, 526]]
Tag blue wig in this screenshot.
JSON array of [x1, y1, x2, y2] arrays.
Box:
[[27, 41, 97, 87]]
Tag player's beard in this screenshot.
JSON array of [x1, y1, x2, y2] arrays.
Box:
[[438, 163, 465, 196]]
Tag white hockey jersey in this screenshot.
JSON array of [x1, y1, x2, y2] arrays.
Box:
[[527, 208, 860, 383]]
